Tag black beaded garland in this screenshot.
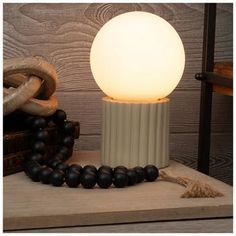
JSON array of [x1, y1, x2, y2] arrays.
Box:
[[113, 172, 128, 188], [59, 146, 70, 160], [39, 167, 53, 184], [22, 160, 37, 176], [47, 158, 62, 169], [126, 169, 138, 186], [144, 165, 159, 182], [30, 117, 46, 130], [97, 172, 112, 189], [62, 136, 74, 147], [50, 170, 65, 186], [34, 130, 49, 141], [53, 153, 65, 161], [23, 109, 161, 191], [52, 109, 67, 125], [80, 172, 97, 189], [32, 141, 46, 154], [83, 165, 97, 175], [28, 164, 41, 182], [55, 162, 69, 172], [98, 165, 113, 175], [134, 166, 145, 183], [62, 121, 75, 134], [26, 153, 44, 165], [68, 164, 83, 174], [65, 170, 80, 188], [114, 166, 127, 173]]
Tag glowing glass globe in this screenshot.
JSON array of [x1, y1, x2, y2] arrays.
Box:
[[90, 11, 185, 102]]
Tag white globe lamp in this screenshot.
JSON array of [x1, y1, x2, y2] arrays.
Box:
[[90, 11, 185, 168]]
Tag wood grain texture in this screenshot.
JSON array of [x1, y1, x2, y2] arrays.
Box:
[[3, 3, 233, 91], [3, 3, 233, 183], [3, 151, 233, 231], [7, 218, 233, 233]]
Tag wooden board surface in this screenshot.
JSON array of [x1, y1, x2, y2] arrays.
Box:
[[8, 218, 233, 233], [3, 151, 233, 231]]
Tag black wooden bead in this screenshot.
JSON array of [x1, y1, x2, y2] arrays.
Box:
[[65, 170, 80, 188], [55, 162, 69, 172], [134, 166, 145, 183], [30, 117, 46, 131], [22, 160, 39, 176], [26, 153, 44, 165], [62, 121, 75, 134], [113, 172, 128, 188], [28, 164, 42, 182], [97, 172, 112, 189], [68, 164, 83, 174], [50, 170, 65, 186], [52, 110, 67, 125], [127, 169, 138, 186], [47, 158, 62, 169], [39, 167, 53, 184], [114, 166, 127, 173], [80, 172, 97, 189], [54, 153, 65, 161], [144, 165, 159, 182], [34, 130, 49, 141], [62, 136, 74, 147], [83, 165, 97, 175], [32, 141, 46, 154], [59, 146, 70, 160], [98, 165, 113, 176]]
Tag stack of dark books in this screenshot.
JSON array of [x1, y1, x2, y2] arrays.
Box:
[[3, 111, 80, 176]]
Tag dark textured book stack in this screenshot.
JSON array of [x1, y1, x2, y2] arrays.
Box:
[[3, 111, 80, 176]]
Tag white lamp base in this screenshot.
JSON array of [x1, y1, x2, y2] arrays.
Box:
[[101, 97, 170, 168]]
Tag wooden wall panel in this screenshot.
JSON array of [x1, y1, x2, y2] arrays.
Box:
[[3, 3, 233, 184], [3, 3, 233, 91]]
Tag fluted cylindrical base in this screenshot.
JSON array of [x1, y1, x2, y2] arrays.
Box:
[[101, 97, 169, 168]]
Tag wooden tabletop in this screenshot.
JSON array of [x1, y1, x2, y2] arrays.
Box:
[[3, 151, 233, 231]]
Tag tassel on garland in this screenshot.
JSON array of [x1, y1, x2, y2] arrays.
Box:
[[159, 171, 224, 198]]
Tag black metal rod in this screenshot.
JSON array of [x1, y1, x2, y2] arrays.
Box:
[[197, 3, 216, 174], [196, 72, 233, 88]]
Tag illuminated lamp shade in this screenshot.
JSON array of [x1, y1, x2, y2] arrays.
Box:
[[90, 11, 185, 101], [90, 11, 185, 168]]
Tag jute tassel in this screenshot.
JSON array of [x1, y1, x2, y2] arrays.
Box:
[[159, 171, 224, 198]]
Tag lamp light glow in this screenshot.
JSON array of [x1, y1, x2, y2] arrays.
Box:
[[90, 11, 185, 101]]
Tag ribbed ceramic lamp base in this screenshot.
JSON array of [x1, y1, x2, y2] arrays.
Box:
[[101, 97, 170, 168]]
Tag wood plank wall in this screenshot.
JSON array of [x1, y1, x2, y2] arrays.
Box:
[[3, 3, 233, 184]]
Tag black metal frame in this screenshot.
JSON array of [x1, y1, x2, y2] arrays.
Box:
[[196, 3, 232, 174], [196, 3, 216, 174]]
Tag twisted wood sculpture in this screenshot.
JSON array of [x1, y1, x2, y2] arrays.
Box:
[[3, 57, 59, 116]]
